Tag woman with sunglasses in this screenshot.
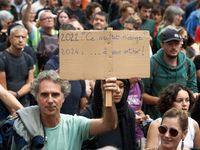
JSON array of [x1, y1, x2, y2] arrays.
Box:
[[146, 83, 200, 149], [81, 79, 137, 150], [146, 108, 188, 150]]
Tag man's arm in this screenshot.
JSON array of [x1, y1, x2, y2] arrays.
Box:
[[0, 71, 16, 114], [89, 78, 118, 136], [22, 0, 33, 34], [187, 59, 198, 93], [143, 93, 159, 105], [0, 84, 23, 110], [12, 69, 34, 98]]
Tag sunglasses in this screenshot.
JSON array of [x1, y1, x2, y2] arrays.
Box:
[[158, 125, 179, 137]]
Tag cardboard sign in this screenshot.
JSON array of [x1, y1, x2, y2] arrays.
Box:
[[59, 30, 150, 80]]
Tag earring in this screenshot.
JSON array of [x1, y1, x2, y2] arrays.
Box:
[[181, 139, 184, 150]]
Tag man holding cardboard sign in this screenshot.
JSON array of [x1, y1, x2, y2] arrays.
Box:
[[10, 70, 118, 150]]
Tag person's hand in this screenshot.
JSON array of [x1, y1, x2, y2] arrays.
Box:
[[135, 114, 142, 124], [86, 85, 92, 98], [135, 110, 143, 124], [26, 0, 33, 5], [193, 93, 200, 101], [190, 43, 200, 55], [56, 69, 60, 73], [101, 77, 117, 97]]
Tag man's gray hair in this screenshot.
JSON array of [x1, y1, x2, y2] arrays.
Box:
[[10, 25, 28, 36], [0, 10, 14, 26], [38, 10, 55, 21], [30, 70, 71, 98]]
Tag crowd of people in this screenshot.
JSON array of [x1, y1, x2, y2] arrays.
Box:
[[0, 0, 200, 149]]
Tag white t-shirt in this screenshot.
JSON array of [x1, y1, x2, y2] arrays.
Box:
[[11, 0, 27, 13], [32, 1, 45, 13]]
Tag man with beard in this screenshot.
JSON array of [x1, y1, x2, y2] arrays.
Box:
[[142, 29, 199, 120]]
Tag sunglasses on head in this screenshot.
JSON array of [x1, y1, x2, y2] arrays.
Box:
[[158, 125, 179, 137]]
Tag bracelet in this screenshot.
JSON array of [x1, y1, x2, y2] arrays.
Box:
[[16, 92, 20, 99]]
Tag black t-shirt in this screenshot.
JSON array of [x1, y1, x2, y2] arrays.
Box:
[[85, 22, 93, 30], [0, 51, 34, 106], [64, 7, 88, 25]]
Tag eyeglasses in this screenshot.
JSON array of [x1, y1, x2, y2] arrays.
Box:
[[158, 125, 179, 137], [40, 17, 53, 21]]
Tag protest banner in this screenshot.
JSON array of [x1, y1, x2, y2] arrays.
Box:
[[59, 30, 150, 80]]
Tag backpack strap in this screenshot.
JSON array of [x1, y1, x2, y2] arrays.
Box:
[[184, 59, 189, 77], [150, 58, 159, 85], [85, 105, 94, 118], [0, 51, 7, 66], [114, 19, 118, 29], [138, 80, 144, 100]]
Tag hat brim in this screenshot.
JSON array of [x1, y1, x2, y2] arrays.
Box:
[[162, 38, 181, 43]]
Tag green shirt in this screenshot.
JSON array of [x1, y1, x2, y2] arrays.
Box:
[[11, 114, 93, 150]]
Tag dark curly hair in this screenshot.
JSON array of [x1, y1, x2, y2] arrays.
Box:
[[156, 83, 195, 114]]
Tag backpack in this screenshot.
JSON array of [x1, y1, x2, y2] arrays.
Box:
[[0, 120, 12, 150]]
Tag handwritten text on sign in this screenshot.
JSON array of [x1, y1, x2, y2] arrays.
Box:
[[59, 30, 150, 80]]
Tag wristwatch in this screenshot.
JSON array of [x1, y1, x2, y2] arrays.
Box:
[[16, 92, 20, 99]]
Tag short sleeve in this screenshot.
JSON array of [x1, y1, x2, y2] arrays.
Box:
[[0, 53, 6, 71]]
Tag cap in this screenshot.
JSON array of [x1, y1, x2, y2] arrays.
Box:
[[161, 29, 181, 43]]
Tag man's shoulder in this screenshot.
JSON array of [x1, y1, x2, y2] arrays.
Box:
[[185, 57, 195, 66], [186, 1, 196, 9], [0, 50, 9, 60], [65, 7, 72, 12], [61, 113, 92, 123], [143, 19, 155, 24], [21, 51, 33, 60], [142, 19, 155, 28]]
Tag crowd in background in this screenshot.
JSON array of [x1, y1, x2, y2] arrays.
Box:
[[1, 0, 200, 149]]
